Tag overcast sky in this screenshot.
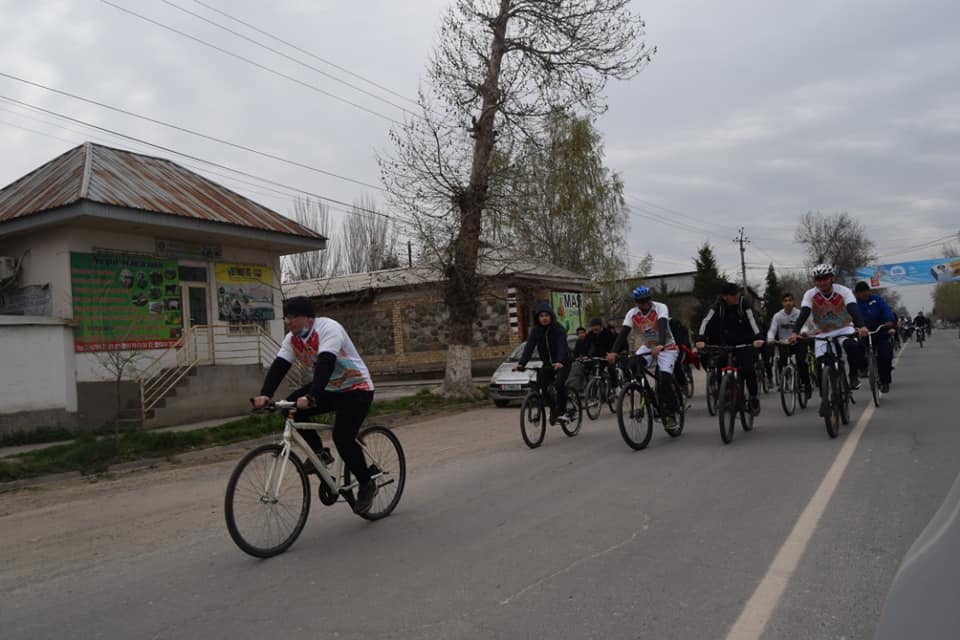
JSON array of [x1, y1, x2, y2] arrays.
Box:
[[1, 0, 958, 313]]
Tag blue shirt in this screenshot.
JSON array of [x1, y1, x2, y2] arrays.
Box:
[[857, 294, 895, 331]]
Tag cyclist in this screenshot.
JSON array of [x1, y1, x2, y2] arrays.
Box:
[[582, 316, 618, 385], [606, 286, 681, 430], [514, 302, 572, 425], [695, 282, 766, 415], [573, 326, 589, 358], [766, 292, 813, 399], [913, 311, 930, 340], [253, 296, 379, 515], [787, 264, 869, 417], [854, 281, 896, 393]]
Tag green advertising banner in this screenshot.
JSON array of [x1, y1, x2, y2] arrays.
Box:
[[71, 253, 183, 352], [550, 291, 584, 335]]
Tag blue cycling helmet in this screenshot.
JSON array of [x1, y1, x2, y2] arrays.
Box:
[[632, 286, 652, 300]]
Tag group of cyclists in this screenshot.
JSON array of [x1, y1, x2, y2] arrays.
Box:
[[513, 262, 928, 442]]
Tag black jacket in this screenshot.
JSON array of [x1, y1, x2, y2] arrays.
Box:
[[519, 303, 570, 366], [582, 328, 616, 358], [698, 297, 763, 345]]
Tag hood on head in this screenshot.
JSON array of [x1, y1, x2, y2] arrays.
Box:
[[533, 302, 556, 322]]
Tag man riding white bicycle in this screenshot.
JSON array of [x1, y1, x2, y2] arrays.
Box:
[[606, 286, 681, 430], [253, 296, 379, 515], [787, 264, 869, 418]]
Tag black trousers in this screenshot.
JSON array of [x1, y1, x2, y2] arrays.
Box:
[[537, 364, 570, 415], [286, 386, 374, 483]]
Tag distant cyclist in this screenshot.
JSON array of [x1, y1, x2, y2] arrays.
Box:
[[854, 281, 896, 394], [787, 264, 869, 417], [606, 286, 681, 430], [696, 281, 766, 415], [913, 311, 930, 339]]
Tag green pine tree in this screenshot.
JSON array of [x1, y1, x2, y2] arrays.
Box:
[[692, 243, 725, 324], [762, 263, 784, 322]]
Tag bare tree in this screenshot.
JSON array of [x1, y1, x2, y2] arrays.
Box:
[[795, 211, 876, 283], [379, 0, 655, 397], [340, 195, 401, 274], [283, 197, 339, 282]]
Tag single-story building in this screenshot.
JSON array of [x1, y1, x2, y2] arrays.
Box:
[[0, 142, 325, 434], [283, 249, 595, 377]]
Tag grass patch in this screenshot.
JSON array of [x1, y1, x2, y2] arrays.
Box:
[[0, 387, 488, 483], [0, 426, 78, 448]]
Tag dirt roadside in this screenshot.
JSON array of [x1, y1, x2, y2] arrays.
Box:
[[0, 406, 526, 588]]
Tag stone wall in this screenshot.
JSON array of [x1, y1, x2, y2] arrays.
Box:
[[324, 304, 395, 356]]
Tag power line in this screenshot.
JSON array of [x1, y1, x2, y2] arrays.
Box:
[[0, 95, 406, 228], [159, 0, 422, 120], [0, 72, 385, 192], [190, 0, 421, 108], [99, 0, 406, 126]]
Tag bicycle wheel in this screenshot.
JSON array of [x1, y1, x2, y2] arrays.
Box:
[[838, 370, 851, 426], [706, 369, 719, 416], [665, 376, 685, 437], [868, 351, 880, 407], [352, 426, 406, 521], [822, 366, 840, 438], [683, 364, 695, 399], [780, 364, 797, 416], [617, 382, 653, 450], [606, 369, 622, 413], [520, 391, 546, 449], [225, 444, 311, 558], [561, 392, 583, 437], [584, 378, 603, 420], [717, 374, 737, 444], [760, 368, 771, 395]]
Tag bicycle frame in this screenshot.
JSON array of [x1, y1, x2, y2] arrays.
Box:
[[263, 402, 380, 500]]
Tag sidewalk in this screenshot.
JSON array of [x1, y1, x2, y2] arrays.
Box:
[[0, 377, 491, 459]]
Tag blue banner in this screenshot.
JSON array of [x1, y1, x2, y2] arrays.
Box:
[[855, 257, 960, 287]]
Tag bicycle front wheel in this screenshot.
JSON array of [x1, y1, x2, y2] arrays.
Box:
[[520, 392, 546, 449], [225, 444, 311, 558], [718, 374, 737, 444], [683, 364, 695, 399], [353, 426, 406, 521], [584, 378, 603, 420], [561, 392, 583, 437], [706, 370, 719, 416], [822, 366, 840, 438], [617, 382, 653, 450], [868, 352, 880, 407], [780, 365, 797, 416]]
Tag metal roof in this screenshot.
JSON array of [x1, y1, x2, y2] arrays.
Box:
[[0, 142, 323, 240], [284, 249, 594, 298]]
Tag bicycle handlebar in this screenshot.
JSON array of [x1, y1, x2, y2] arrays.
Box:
[[698, 344, 756, 351]]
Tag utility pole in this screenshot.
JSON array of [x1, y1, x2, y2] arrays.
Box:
[[733, 227, 750, 289]]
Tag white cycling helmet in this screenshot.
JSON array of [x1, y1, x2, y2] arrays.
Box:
[[812, 263, 835, 278]]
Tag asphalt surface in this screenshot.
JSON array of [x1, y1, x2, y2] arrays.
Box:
[[2, 332, 958, 639]]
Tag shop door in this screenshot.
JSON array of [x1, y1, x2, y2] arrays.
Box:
[[182, 284, 212, 363]]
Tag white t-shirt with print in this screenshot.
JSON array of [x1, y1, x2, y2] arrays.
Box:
[[277, 317, 374, 392], [622, 301, 676, 353], [800, 284, 857, 334]]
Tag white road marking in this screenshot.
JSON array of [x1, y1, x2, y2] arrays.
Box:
[[725, 347, 904, 640]]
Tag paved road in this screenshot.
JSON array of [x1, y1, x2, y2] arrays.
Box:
[[2, 332, 958, 639]]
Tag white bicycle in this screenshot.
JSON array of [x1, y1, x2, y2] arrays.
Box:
[[225, 400, 406, 558]]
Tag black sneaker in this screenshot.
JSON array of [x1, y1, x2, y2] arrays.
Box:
[[749, 396, 760, 416], [353, 480, 378, 515], [319, 447, 335, 466], [548, 411, 558, 425], [301, 458, 318, 475], [804, 386, 813, 401], [880, 383, 890, 394]]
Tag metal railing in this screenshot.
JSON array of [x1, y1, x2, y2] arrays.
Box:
[[136, 324, 307, 424]]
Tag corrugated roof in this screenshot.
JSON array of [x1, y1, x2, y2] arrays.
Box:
[[0, 142, 323, 240], [284, 249, 593, 298]]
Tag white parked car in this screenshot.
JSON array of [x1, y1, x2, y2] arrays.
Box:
[[488, 335, 579, 407]]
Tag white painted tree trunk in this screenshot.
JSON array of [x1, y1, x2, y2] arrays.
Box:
[[442, 344, 481, 399]]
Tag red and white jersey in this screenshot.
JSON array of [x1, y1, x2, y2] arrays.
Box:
[[277, 317, 374, 392], [800, 284, 857, 334], [622, 302, 676, 351]]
